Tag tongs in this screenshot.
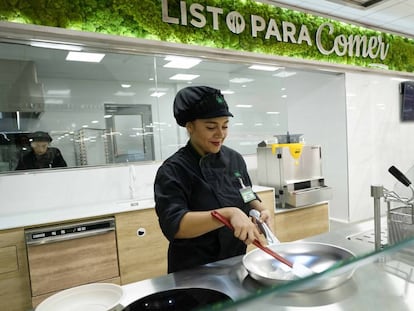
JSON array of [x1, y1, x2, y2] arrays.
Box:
[[248, 209, 280, 245], [211, 210, 313, 278]]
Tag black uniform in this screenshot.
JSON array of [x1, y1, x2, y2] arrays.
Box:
[[154, 141, 258, 273], [15, 147, 67, 170]]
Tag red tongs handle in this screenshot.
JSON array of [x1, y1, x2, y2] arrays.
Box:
[[211, 210, 234, 230], [211, 210, 293, 268]]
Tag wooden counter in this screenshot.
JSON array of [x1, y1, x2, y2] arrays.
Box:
[[0, 188, 329, 310], [274, 203, 329, 242]]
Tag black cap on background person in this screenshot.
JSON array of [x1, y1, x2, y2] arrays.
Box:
[[173, 86, 233, 127], [29, 131, 52, 143]]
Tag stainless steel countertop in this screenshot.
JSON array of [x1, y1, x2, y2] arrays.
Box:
[[120, 219, 414, 310]]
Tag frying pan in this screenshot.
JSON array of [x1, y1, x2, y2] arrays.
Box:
[[211, 210, 313, 278], [242, 241, 356, 291]]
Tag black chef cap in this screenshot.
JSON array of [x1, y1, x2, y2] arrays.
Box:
[[173, 86, 233, 127], [29, 131, 52, 142]]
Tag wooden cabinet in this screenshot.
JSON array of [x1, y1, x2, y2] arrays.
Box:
[[274, 203, 329, 242], [27, 229, 120, 307], [115, 208, 169, 284], [0, 228, 32, 311], [0, 190, 326, 308]]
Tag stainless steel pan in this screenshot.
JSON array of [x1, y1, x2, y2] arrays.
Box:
[[242, 242, 356, 291]]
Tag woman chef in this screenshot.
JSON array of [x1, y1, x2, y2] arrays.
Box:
[[154, 86, 272, 273]]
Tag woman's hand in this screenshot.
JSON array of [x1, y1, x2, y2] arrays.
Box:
[[257, 208, 272, 228], [249, 199, 273, 229], [216, 207, 262, 245]]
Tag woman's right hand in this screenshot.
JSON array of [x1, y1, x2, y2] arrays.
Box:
[[216, 207, 262, 245]]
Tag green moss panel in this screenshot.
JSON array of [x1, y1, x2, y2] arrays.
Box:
[[0, 0, 413, 73]]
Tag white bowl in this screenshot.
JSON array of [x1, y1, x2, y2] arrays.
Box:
[[36, 283, 124, 311]]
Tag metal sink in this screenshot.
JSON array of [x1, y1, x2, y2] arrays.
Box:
[[121, 288, 233, 311]]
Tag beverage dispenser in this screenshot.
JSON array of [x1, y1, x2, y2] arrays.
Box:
[[257, 135, 332, 208]]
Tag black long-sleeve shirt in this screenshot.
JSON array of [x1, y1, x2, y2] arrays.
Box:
[[15, 147, 67, 170], [154, 141, 258, 273]]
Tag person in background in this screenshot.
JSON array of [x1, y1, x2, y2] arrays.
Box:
[[15, 131, 67, 170], [154, 86, 272, 273]]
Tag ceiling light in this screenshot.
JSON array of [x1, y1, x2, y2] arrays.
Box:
[[233, 123, 244, 126], [266, 111, 280, 114], [236, 104, 252, 108], [114, 91, 136, 96], [104, 115, 112, 118], [91, 120, 99, 124], [47, 89, 71, 96], [30, 41, 83, 51], [248, 65, 282, 71], [45, 99, 64, 105], [150, 92, 166, 98], [169, 74, 200, 81], [121, 84, 131, 88], [164, 56, 202, 69], [273, 71, 297, 78], [66, 51, 105, 63], [230, 77, 254, 84], [221, 90, 234, 95]]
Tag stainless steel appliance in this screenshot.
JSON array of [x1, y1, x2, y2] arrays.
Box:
[[257, 143, 332, 208], [25, 217, 120, 307]]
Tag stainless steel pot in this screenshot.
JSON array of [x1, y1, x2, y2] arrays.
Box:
[[242, 242, 356, 291]]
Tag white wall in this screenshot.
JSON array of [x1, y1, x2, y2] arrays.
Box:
[[286, 72, 349, 221], [0, 162, 159, 216], [346, 72, 414, 222]]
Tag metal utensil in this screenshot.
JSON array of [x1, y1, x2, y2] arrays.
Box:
[[249, 209, 280, 245], [211, 210, 313, 278]]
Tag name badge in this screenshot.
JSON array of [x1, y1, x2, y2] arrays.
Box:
[[239, 186, 256, 203]]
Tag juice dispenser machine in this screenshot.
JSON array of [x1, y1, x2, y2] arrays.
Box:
[[257, 138, 332, 209]]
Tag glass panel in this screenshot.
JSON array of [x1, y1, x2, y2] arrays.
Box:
[[203, 236, 414, 310], [0, 39, 341, 174], [73, 128, 106, 166], [112, 115, 145, 160]]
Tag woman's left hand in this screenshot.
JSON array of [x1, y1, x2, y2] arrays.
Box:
[[258, 208, 272, 228]]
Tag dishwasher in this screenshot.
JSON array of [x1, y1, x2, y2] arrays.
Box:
[[25, 217, 120, 307]]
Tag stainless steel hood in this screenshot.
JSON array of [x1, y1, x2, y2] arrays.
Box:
[[0, 59, 45, 118]]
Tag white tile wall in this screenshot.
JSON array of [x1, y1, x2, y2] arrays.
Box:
[[346, 72, 414, 222]]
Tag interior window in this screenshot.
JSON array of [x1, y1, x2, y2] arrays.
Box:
[[0, 40, 338, 173]]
